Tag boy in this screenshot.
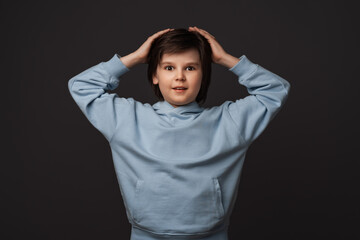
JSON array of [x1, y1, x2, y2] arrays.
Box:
[[68, 26, 290, 240]]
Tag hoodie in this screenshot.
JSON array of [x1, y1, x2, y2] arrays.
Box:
[[68, 53, 290, 240]]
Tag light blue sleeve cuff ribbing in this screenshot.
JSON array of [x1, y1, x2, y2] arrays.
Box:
[[228, 55, 258, 82], [102, 53, 130, 78]]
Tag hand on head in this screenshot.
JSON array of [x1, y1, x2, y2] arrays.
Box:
[[188, 26, 228, 65], [133, 28, 174, 64]]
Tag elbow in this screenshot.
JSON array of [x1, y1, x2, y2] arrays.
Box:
[[284, 80, 291, 95], [276, 77, 291, 104], [283, 80, 291, 105], [68, 77, 76, 93], [67, 77, 84, 100], [272, 79, 291, 109], [279, 80, 291, 107], [68, 77, 83, 95]]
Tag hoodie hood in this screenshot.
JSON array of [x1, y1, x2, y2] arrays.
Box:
[[152, 100, 204, 115], [152, 100, 205, 126]]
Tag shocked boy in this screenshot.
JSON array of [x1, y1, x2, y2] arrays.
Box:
[[68, 26, 290, 240]]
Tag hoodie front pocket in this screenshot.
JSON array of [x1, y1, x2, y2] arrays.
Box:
[[132, 174, 226, 234]]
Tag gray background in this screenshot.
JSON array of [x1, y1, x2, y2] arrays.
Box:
[[2, 0, 359, 239]]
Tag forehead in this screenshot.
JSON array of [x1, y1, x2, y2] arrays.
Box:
[[160, 49, 200, 64]]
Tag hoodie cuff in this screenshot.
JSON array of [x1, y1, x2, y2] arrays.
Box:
[[229, 55, 258, 82], [102, 53, 130, 79]]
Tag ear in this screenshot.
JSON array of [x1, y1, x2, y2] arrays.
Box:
[[152, 74, 159, 85]]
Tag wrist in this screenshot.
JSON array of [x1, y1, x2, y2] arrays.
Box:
[[120, 52, 141, 69], [219, 53, 240, 69]]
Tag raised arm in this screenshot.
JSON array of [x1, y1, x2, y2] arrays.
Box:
[[68, 28, 173, 141], [68, 54, 131, 142], [189, 26, 290, 145], [227, 56, 290, 144]]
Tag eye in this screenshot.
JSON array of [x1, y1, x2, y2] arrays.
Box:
[[164, 66, 174, 70], [186, 66, 195, 71]]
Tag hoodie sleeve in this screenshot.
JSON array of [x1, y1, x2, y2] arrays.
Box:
[[68, 54, 132, 142], [226, 55, 291, 145]]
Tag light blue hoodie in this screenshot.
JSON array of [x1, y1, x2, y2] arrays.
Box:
[[68, 53, 290, 240]]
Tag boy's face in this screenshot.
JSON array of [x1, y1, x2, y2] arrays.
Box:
[[153, 49, 202, 108]]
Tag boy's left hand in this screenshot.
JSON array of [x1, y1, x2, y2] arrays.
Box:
[[188, 26, 240, 69]]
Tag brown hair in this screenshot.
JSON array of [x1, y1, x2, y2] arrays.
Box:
[[147, 28, 212, 105]]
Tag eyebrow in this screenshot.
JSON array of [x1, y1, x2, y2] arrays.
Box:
[[160, 61, 200, 66]]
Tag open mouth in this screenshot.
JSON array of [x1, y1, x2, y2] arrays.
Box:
[[172, 87, 187, 93]]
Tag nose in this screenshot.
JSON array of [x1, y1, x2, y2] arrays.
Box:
[[176, 69, 186, 81]]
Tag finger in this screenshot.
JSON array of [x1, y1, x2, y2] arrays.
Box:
[[188, 26, 204, 35], [195, 27, 215, 38], [190, 26, 215, 39], [150, 28, 173, 38], [155, 28, 171, 35]]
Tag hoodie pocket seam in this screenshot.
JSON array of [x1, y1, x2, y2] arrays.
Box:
[[212, 178, 225, 219], [133, 179, 144, 222]]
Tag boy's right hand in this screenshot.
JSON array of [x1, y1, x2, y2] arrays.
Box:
[[121, 28, 174, 69]]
